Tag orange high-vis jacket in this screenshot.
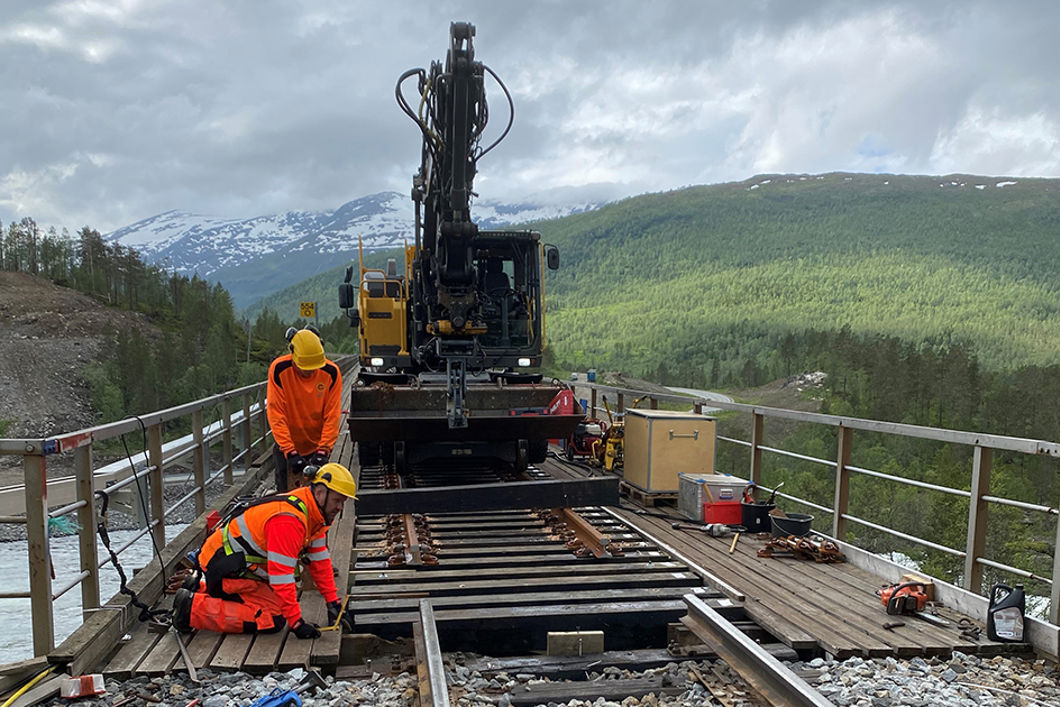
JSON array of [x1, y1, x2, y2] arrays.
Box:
[[267, 354, 342, 456], [199, 485, 338, 625]]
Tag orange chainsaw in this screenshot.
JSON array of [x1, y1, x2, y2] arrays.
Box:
[[878, 582, 928, 615], [876, 582, 949, 626]]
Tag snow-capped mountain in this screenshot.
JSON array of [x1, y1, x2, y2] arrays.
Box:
[[106, 191, 604, 308]]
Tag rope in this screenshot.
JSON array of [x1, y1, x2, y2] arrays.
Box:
[[94, 489, 170, 626]]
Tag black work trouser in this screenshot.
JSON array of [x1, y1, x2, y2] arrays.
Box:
[[272, 443, 291, 492]]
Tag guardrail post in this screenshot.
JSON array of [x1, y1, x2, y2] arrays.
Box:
[[749, 412, 764, 488], [1051, 510, 1060, 625], [24, 452, 54, 655], [649, 396, 658, 410], [617, 393, 624, 413], [694, 402, 703, 414], [242, 393, 252, 475], [590, 388, 597, 419], [192, 408, 206, 515], [832, 425, 852, 539], [222, 396, 233, 485], [75, 444, 100, 620], [964, 445, 993, 594], [148, 422, 165, 548], [260, 387, 270, 452]]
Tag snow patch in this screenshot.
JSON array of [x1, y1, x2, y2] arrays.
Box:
[[996, 181, 1018, 188]]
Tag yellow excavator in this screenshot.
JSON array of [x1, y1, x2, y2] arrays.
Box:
[[338, 22, 584, 484]]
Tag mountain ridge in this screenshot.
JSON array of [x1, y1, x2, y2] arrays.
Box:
[[106, 190, 607, 307]]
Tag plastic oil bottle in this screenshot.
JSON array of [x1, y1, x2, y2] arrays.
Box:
[[986, 583, 1026, 642]]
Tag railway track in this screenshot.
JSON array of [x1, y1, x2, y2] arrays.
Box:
[[349, 456, 834, 706]]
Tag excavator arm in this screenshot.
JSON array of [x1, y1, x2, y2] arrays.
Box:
[[395, 21, 515, 427]]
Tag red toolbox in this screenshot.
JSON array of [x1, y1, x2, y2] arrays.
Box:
[[703, 500, 742, 525]]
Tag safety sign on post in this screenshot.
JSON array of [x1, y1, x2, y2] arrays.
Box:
[[299, 301, 316, 319]]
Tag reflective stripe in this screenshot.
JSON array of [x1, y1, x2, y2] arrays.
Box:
[[270, 573, 296, 585], [249, 566, 269, 580], [235, 515, 268, 558], [308, 537, 327, 550], [307, 550, 329, 562], [267, 551, 298, 568]]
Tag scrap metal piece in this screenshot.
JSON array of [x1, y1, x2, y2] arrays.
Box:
[[172, 629, 199, 683], [756, 535, 845, 563]]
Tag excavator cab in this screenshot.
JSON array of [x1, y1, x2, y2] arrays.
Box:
[[341, 245, 411, 378]]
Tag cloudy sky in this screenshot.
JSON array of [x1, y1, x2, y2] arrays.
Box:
[[2, 0, 1058, 233]]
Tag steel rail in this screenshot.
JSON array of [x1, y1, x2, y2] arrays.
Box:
[[552, 506, 613, 558], [600, 507, 744, 601], [682, 594, 833, 707], [416, 599, 450, 707]]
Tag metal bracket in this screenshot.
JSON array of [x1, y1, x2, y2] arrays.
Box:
[[445, 357, 468, 429]]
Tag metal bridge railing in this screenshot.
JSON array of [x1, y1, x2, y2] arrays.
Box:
[[579, 382, 1060, 626], [0, 381, 271, 658]]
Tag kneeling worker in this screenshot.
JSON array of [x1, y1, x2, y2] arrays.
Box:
[[173, 464, 356, 638]]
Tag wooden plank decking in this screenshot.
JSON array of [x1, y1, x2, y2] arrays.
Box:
[[609, 504, 1031, 659], [101, 384, 360, 678], [98, 391, 1030, 675]]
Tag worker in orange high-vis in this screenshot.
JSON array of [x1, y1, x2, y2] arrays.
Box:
[[172, 464, 356, 637], [268, 327, 343, 491]]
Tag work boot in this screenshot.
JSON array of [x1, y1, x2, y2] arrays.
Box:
[[173, 588, 195, 634]]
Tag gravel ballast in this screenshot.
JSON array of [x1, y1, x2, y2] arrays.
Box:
[[31, 651, 1060, 707]]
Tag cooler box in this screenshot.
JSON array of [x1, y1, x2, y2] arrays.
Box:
[[679, 473, 751, 521], [625, 410, 716, 493]]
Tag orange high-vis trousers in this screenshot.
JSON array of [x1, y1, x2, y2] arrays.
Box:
[[189, 577, 286, 634]]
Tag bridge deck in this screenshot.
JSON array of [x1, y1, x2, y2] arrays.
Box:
[[607, 503, 1029, 659], [102, 396, 360, 678], [99, 426, 1025, 677]]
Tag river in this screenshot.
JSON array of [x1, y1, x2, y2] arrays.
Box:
[[0, 524, 187, 663]]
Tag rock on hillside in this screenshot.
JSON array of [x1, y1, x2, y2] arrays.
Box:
[[0, 272, 157, 439]]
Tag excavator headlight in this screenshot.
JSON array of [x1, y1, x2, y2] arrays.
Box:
[[518, 357, 532, 367], [370, 357, 385, 367]]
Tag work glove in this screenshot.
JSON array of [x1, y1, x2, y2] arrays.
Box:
[[327, 599, 354, 633], [286, 451, 307, 475], [291, 619, 320, 640], [310, 450, 329, 468]]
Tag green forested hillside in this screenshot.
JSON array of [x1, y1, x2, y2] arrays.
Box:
[[540, 172, 1060, 375], [248, 172, 1060, 377]]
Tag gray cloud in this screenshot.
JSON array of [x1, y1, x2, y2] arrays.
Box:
[[1, 0, 1058, 232]]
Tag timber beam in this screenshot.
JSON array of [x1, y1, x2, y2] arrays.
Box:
[[355, 477, 620, 515]]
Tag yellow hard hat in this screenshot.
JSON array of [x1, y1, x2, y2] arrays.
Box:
[[290, 329, 325, 370], [311, 463, 357, 499]]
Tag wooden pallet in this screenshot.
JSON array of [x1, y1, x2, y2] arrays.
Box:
[[619, 481, 677, 508]]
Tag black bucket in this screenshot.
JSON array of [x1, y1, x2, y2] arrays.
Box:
[[771, 512, 814, 538], [741, 501, 776, 533]]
